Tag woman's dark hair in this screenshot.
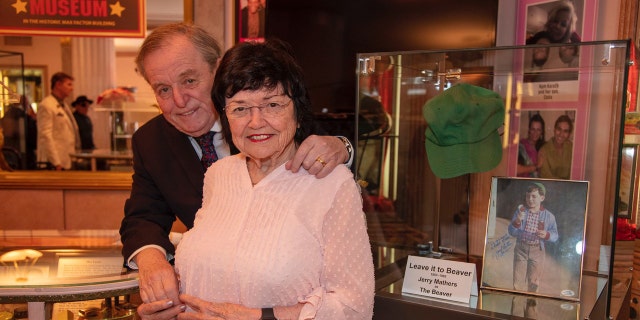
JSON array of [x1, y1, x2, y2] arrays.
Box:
[[212, 39, 315, 150], [529, 114, 546, 150]]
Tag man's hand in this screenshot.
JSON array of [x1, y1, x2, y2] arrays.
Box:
[[178, 294, 261, 320], [286, 135, 348, 178], [136, 248, 185, 320]]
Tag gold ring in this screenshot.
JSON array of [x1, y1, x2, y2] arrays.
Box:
[[315, 157, 327, 167]]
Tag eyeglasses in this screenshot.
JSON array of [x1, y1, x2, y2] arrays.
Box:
[[224, 100, 291, 119]]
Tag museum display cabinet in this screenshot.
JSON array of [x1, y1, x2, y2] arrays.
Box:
[[0, 230, 141, 320], [357, 40, 633, 319]]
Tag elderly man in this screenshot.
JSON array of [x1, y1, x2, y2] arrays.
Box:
[[119, 22, 353, 319]]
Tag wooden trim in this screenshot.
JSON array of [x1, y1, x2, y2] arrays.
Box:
[[0, 171, 132, 190], [184, 0, 194, 23]]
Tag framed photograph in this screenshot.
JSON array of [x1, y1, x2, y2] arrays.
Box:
[[516, 0, 597, 45], [236, 0, 266, 43], [509, 109, 585, 180], [481, 177, 589, 301], [618, 145, 638, 219]]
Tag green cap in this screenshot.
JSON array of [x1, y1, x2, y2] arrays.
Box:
[[422, 83, 505, 179], [531, 182, 546, 195]]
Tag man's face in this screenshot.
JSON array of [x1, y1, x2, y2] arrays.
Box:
[[56, 79, 74, 99], [75, 102, 90, 115], [143, 35, 217, 137], [526, 190, 544, 209], [553, 121, 572, 145]]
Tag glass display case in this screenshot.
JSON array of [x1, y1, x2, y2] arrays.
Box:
[[357, 40, 631, 319], [0, 230, 140, 320]]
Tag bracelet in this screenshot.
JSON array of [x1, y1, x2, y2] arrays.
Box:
[[261, 308, 276, 320]]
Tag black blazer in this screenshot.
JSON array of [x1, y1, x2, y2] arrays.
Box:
[[120, 115, 207, 260]]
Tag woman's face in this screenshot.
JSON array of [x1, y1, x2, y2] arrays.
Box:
[[547, 10, 572, 42], [553, 120, 572, 145], [226, 84, 298, 164], [528, 120, 543, 142]]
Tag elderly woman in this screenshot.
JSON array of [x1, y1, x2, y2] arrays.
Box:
[[174, 39, 375, 319]]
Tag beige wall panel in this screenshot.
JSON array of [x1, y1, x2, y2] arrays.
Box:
[[64, 190, 129, 230], [0, 189, 64, 229]]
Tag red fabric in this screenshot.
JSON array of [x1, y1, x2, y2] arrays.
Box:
[[616, 218, 637, 240], [627, 45, 638, 112]]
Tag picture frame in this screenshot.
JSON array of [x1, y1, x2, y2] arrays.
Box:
[[618, 145, 638, 219], [481, 177, 589, 301], [515, 0, 597, 45], [236, 0, 266, 43], [512, 109, 578, 180], [508, 0, 598, 180]]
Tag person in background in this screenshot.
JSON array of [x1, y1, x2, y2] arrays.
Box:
[[517, 114, 545, 177], [119, 22, 353, 319], [537, 115, 573, 179], [0, 127, 13, 171], [72, 95, 95, 150], [241, 0, 265, 38], [508, 182, 558, 293], [36, 72, 80, 170]]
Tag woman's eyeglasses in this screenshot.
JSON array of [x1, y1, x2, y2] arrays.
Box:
[[224, 100, 291, 119]]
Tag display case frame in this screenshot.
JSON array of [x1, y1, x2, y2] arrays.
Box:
[[356, 40, 631, 319]]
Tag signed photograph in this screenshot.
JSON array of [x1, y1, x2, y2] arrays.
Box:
[[481, 177, 588, 301]]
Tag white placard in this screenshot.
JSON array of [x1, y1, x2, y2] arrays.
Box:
[[522, 79, 579, 102], [57, 256, 124, 278], [402, 255, 478, 304]]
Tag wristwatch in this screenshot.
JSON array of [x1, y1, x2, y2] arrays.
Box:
[[261, 308, 276, 319], [338, 136, 354, 167]]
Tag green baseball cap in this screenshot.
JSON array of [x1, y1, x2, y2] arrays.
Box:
[[422, 83, 505, 179]]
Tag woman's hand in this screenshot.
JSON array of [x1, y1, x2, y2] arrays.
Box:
[[177, 294, 262, 320]]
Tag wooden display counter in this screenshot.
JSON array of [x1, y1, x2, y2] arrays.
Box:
[[0, 171, 132, 230]]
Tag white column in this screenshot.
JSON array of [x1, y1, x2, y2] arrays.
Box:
[[71, 37, 116, 150]]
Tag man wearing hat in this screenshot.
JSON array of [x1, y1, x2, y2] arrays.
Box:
[[72, 95, 95, 150], [507, 182, 558, 292]]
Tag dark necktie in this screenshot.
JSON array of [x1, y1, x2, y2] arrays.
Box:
[[195, 131, 218, 169]]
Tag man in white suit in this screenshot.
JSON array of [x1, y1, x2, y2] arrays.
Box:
[[37, 72, 80, 170]]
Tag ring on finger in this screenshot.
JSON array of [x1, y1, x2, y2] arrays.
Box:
[[315, 156, 327, 167]]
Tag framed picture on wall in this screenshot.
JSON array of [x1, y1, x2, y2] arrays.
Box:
[[236, 0, 266, 43], [508, 0, 598, 180], [481, 177, 589, 301]]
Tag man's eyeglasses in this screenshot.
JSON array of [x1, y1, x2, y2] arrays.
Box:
[[224, 100, 291, 119]]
